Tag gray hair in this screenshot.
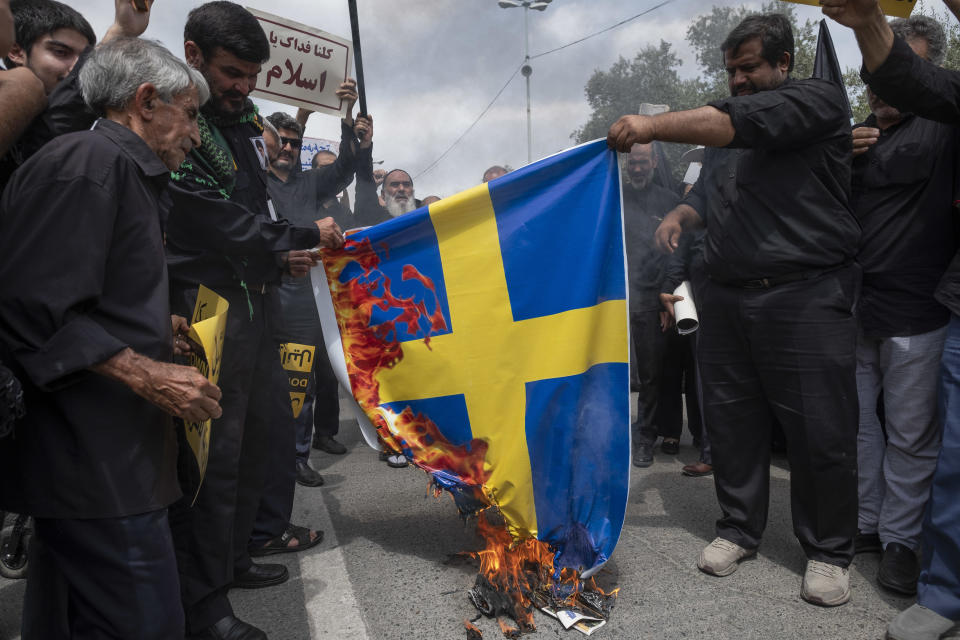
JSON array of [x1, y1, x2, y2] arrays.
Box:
[[80, 37, 210, 116], [890, 15, 947, 66]]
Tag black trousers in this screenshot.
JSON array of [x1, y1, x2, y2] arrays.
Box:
[[312, 349, 341, 441], [167, 285, 279, 633], [22, 510, 183, 640], [249, 354, 298, 547], [631, 309, 666, 445], [656, 330, 702, 442], [697, 267, 859, 566]]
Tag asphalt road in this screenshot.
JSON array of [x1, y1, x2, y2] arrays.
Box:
[[0, 396, 952, 640]]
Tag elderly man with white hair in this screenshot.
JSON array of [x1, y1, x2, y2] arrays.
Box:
[[0, 37, 220, 639]]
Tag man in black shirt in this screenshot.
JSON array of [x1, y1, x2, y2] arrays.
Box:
[[824, 1, 960, 636], [621, 142, 680, 468], [162, 4, 344, 639], [264, 103, 369, 482], [849, 15, 958, 598], [0, 37, 221, 639], [609, 13, 860, 606]]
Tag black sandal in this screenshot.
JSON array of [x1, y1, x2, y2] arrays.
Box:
[[250, 524, 324, 557]]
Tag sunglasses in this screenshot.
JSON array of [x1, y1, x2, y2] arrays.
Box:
[[280, 136, 302, 149]]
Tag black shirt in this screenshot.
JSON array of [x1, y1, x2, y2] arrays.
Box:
[[0, 119, 180, 518], [164, 108, 325, 289], [862, 36, 960, 318], [267, 119, 365, 230], [852, 113, 957, 337], [623, 181, 680, 311], [685, 78, 860, 283]]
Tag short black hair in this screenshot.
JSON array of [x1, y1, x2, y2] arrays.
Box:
[[184, 1, 269, 64], [4, 0, 95, 68], [266, 112, 303, 138], [721, 13, 794, 73], [311, 150, 336, 169]]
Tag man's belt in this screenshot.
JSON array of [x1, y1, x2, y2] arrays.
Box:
[[714, 260, 852, 290]]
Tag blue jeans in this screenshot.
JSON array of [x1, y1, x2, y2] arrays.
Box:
[[917, 314, 960, 621]]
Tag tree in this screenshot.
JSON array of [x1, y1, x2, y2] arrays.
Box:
[[574, 3, 818, 182]]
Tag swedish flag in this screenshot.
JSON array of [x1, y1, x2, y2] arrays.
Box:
[[322, 139, 630, 575]]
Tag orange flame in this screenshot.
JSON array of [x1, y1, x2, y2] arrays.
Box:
[[322, 237, 490, 484], [322, 237, 617, 636]]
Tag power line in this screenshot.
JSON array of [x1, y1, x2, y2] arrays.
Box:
[[414, 64, 522, 180], [414, 0, 676, 180], [530, 0, 677, 60]]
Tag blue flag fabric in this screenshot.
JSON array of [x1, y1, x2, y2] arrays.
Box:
[[318, 139, 630, 575]]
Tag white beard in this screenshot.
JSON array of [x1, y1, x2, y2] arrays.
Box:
[[385, 193, 416, 217]]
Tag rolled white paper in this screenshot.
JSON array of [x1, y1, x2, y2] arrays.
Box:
[[673, 280, 699, 335]]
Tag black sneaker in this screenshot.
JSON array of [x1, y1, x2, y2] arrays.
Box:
[[660, 439, 680, 455], [632, 442, 654, 468], [313, 435, 347, 455], [854, 530, 882, 554], [878, 542, 919, 596]]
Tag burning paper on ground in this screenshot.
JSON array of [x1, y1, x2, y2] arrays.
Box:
[[314, 140, 630, 636]]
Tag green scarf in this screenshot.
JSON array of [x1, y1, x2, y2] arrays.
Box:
[[170, 99, 263, 199], [169, 99, 265, 319]]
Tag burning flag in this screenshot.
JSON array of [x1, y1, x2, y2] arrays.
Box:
[[313, 139, 629, 599]]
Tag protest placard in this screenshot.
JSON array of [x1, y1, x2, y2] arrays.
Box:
[[183, 285, 229, 503], [248, 7, 353, 117], [782, 0, 915, 18], [300, 136, 340, 172]]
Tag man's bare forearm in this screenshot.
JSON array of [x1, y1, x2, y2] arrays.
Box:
[[0, 68, 46, 156], [651, 107, 736, 148], [91, 347, 154, 396], [854, 7, 895, 73], [671, 204, 704, 231], [608, 107, 734, 152]]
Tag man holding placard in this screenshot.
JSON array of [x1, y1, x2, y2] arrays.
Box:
[[162, 3, 344, 639]]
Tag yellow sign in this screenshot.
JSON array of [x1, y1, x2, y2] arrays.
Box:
[[279, 342, 316, 418], [289, 392, 307, 418], [184, 285, 229, 501], [782, 0, 915, 18]]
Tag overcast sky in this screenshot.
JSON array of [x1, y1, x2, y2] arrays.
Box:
[[71, 0, 865, 198]]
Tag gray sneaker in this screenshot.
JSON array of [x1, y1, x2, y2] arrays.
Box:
[[801, 560, 850, 607], [886, 604, 957, 640], [697, 537, 755, 577]]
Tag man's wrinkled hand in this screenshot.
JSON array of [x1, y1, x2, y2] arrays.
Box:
[[607, 115, 656, 153], [314, 217, 345, 249], [852, 126, 879, 156], [820, 0, 884, 29], [655, 217, 683, 254], [285, 249, 319, 277], [142, 360, 222, 423]]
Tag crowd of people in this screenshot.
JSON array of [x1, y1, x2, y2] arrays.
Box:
[[610, 2, 960, 638], [0, 0, 958, 639]]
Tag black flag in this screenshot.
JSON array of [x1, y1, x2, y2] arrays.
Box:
[[812, 19, 852, 120]]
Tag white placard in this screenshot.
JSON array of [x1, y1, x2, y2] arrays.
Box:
[[300, 136, 340, 172], [249, 8, 353, 117]]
